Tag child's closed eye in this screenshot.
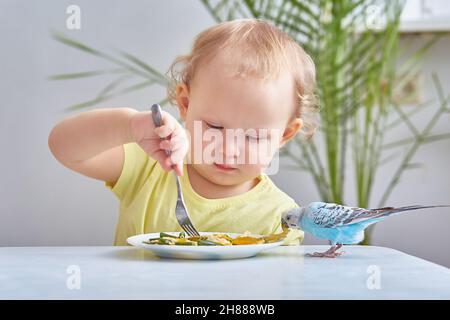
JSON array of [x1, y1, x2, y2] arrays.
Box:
[[245, 134, 262, 142], [204, 120, 267, 142], [204, 121, 223, 130]]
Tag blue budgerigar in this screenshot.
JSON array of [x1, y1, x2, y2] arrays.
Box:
[[282, 202, 449, 258]]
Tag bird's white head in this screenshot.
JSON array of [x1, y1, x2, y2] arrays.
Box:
[[281, 207, 306, 229]]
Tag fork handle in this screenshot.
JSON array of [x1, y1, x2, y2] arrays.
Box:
[[151, 104, 171, 157]]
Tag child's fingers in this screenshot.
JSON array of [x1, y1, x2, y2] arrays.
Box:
[[172, 125, 188, 142], [159, 134, 184, 152], [170, 143, 188, 168], [154, 125, 174, 139], [153, 114, 176, 138], [168, 131, 188, 160], [158, 139, 187, 177], [151, 150, 174, 172], [149, 112, 187, 175], [159, 139, 172, 152]]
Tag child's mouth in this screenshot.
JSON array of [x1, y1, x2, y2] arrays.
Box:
[[213, 162, 238, 172]]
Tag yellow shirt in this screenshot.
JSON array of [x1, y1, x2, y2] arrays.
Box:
[[105, 142, 304, 246]]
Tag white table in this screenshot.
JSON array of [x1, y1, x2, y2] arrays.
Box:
[[1, 245, 449, 299]]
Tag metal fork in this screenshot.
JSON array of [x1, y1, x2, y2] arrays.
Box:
[[151, 104, 200, 237]]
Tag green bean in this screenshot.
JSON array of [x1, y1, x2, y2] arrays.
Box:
[[159, 232, 178, 238]]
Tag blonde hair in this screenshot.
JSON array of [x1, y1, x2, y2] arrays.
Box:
[[166, 18, 319, 140]]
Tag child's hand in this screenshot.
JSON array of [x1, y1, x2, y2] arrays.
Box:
[[129, 110, 188, 176]]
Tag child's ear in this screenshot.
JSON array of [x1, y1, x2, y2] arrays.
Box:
[[176, 83, 190, 121], [279, 118, 303, 148]]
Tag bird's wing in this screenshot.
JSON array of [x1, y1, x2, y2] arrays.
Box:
[[309, 203, 367, 228], [311, 204, 448, 228]]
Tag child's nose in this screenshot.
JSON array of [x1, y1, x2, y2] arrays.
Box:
[[218, 136, 241, 161]]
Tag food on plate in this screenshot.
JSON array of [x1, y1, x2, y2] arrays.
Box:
[[142, 230, 288, 246]]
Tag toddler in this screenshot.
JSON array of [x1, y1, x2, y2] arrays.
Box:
[[48, 19, 318, 245]]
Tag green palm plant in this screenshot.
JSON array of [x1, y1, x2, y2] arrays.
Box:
[[51, 0, 450, 244]]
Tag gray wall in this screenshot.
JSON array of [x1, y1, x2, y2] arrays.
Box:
[[1, 1, 449, 267]]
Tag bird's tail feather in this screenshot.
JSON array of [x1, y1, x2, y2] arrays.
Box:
[[369, 205, 450, 219], [348, 205, 450, 226]]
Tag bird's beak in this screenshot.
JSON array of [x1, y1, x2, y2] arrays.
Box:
[[281, 218, 290, 231]]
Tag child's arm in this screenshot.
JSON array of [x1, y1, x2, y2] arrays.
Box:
[[48, 108, 188, 185]]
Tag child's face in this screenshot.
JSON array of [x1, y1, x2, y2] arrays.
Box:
[[176, 52, 302, 186]]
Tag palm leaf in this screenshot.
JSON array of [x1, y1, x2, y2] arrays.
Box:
[[48, 68, 126, 80], [117, 50, 169, 85], [65, 80, 156, 111]]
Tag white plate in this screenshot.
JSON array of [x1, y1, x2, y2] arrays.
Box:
[[127, 232, 284, 260]]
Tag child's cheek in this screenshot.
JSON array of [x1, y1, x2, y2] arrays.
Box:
[[244, 140, 276, 167]]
